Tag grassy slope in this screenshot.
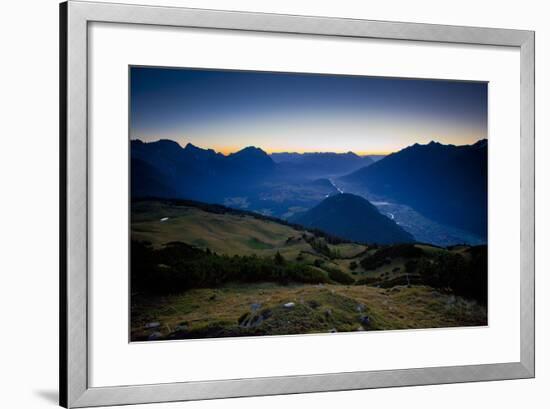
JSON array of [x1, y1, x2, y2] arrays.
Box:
[[131, 200, 487, 340], [131, 200, 479, 285], [132, 201, 367, 265], [131, 283, 487, 340]]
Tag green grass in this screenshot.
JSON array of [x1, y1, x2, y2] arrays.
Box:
[[130, 200, 487, 340], [415, 244, 446, 255], [131, 283, 487, 340], [136, 210, 265, 253], [327, 242, 367, 258], [131, 201, 366, 283], [246, 237, 274, 250], [132, 205, 313, 257]]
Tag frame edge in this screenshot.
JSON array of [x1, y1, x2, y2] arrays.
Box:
[[59, 1, 69, 407], [70, 362, 533, 408], [66, 1, 89, 407], [63, 1, 536, 407], [519, 31, 535, 378]]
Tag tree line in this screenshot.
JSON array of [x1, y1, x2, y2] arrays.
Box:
[[131, 240, 338, 295]]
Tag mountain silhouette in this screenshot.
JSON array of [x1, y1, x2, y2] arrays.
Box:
[[291, 193, 414, 244], [227, 146, 276, 173], [271, 151, 374, 179], [341, 139, 488, 239], [131, 140, 276, 203]]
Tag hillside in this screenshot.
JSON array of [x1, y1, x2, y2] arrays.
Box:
[[291, 193, 415, 244], [131, 284, 487, 340], [341, 140, 488, 239], [132, 199, 366, 261], [132, 199, 485, 296], [131, 199, 487, 340]]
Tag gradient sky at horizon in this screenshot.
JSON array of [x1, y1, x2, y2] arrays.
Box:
[[130, 66, 487, 155]]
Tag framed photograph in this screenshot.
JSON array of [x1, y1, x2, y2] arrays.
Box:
[[60, 1, 534, 407]]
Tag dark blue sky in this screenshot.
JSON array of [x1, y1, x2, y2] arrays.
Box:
[[130, 66, 487, 154]]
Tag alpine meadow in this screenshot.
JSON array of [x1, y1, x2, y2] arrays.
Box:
[[129, 66, 488, 341]]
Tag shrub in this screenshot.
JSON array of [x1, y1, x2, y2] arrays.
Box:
[[354, 276, 380, 286], [405, 259, 418, 273], [360, 244, 424, 270], [417, 248, 488, 305], [326, 268, 355, 285], [274, 251, 285, 265], [131, 240, 331, 295], [288, 265, 330, 284]]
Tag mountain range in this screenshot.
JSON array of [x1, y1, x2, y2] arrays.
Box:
[[131, 139, 348, 219], [341, 139, 488, 239], [270, 151, 374, 178], [131, 138, 488, 245], [131, 139, 276, 203]]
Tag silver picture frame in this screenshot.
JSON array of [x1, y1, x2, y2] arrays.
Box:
[[60, 1, 535, 407]]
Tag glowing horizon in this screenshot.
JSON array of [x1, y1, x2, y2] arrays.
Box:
[[137, 141, 396, 156], [130, 67, 487, 155], [131, 136, 486, 157]]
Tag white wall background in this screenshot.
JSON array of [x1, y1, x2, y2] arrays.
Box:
[[0, 0, 547, 408]]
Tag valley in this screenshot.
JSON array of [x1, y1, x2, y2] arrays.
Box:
[[335, 180, 486, 246], [131, 138, 488, 247]]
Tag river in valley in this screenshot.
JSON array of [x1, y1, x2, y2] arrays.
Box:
[[333, 180, 485, 247]]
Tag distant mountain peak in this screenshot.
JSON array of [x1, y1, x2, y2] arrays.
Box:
[[184, 142, 201, 150], [155, 139, 183, 148], [408, 140, 446, 150], [131, 138, 183, 150], [182, 142, 220, 157], [403, 139, 488, 153], [131, 138, 145, 146], [230, 146, 270, 158], [237, 146, 267, 154], [472, 139, 488, 148], [269, 151, 374, 178], [225, 146, 275, 171]]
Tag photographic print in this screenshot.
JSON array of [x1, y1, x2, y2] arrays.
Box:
[[130, 66, 488, 341]]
